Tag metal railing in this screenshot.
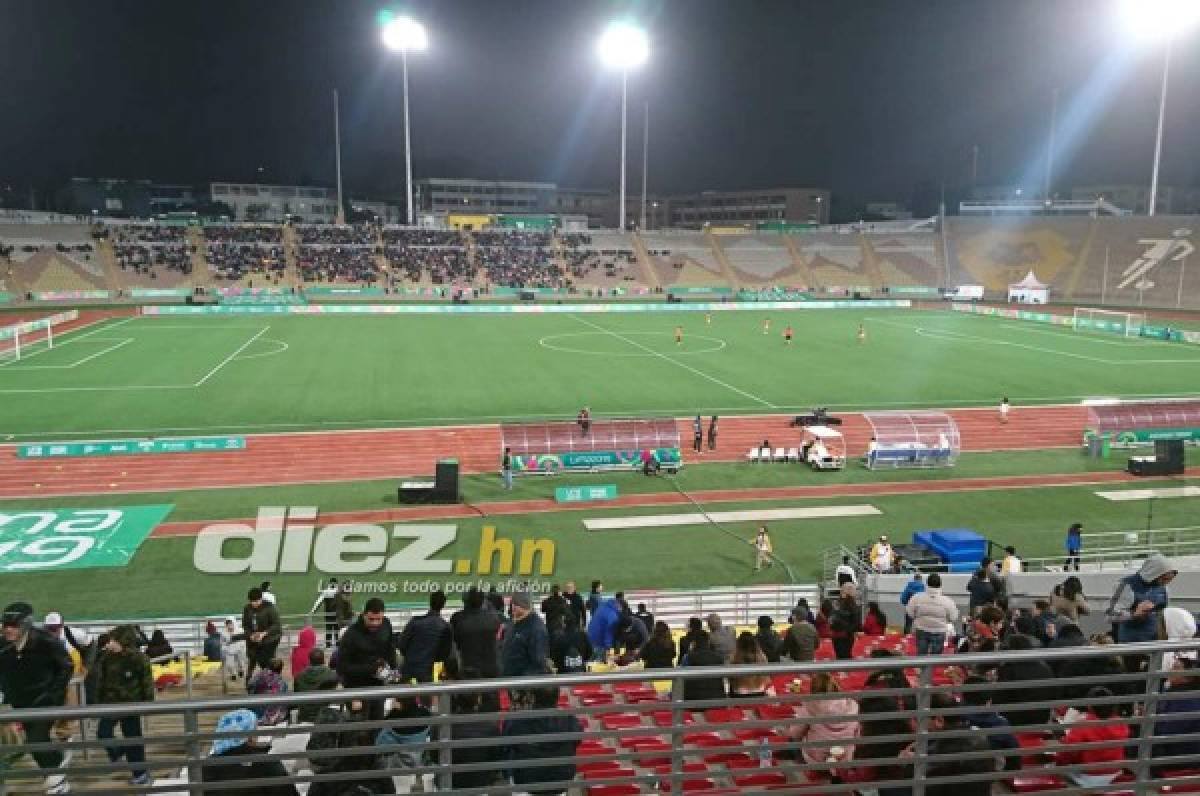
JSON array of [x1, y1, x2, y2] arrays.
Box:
[[11, 639, 1198, 795]]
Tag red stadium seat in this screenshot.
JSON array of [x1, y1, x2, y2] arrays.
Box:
[[1007, 774, 1066, 792], [733, 772, 788, 787], [583, 767, 636, 781], [587, 785, 641, 796]]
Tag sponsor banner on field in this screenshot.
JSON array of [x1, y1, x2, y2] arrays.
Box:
[[141, 299, 912, 316], [304, 286, 387, 296], [887, 285, 940, 296], [0, 292, 11, 304], [513, 448, 682, 474], [667, 286, 735, 295], [130, 288, 192, 298], [554, 484, 618, 503], [18, 436, 246, 458], [0, 504, 173, 572], [1084, 427, 1200, 445], [35, 290, 111, 301]]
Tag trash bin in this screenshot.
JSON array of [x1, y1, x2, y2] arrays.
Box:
[[1101, 434, 1112, 459], [1087, 435, 1102, 458]]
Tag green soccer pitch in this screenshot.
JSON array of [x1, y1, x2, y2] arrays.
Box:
[[2, 307, 1200, 439]]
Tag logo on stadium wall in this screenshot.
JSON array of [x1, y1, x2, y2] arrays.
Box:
[[1118, 229, 1195, 291], [191, 507, 555, 576]]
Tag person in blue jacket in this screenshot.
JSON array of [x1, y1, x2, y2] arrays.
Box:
[[899, 574, 925, 635], [1106, 553, 1177, 644], [586, 597, 623, 662]]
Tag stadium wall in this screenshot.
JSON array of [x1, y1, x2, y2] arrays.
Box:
[[140, 299, 912, 315]]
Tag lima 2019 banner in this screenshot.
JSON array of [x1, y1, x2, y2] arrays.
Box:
[[0, 505, 172, 572]]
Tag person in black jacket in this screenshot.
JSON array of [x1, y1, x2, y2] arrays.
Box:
[[336, 598, 397, 719], [201, 708, 299, 796], [585, 581, 603, 619], [0, 601, 74, 789], [634, 603, 655, 635], [755, 616, 783, 663], [450, 690, 504, 791], [641, 621, 677, 669], [993, 634, 1057, 733], [540, 586, 568, 630], [396, 590, 452, 683], [502, 594, 549, 677], [966, 568, 996, 618], [681, 631, 726, 702], [549, 614, 592, 674], [503, 686, 582, 795], [677, 617, 705, 664], [562, 581, 586, 627], [450, 588, 501, 678]]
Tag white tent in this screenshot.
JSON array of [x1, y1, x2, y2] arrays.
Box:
[[1007, 270, 1050, 304]]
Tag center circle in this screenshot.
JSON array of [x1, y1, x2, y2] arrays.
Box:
[[539, 331, 727, 357]]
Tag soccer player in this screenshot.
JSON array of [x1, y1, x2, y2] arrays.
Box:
[[783, 324, 794, 345], [674, 325, 683, 346], [857, 323, 866, 344], [705, 312, 712, 326], [999, 396, 1010, 424], [762, 317, 771, 335]]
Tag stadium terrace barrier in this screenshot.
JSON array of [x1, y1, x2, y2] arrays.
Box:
[[0, 291, 12, 304], [4, 642, 1200, 796], [130, 288, 193, 298], [34, 290, 111, 301], [140, 299, 913, 316]]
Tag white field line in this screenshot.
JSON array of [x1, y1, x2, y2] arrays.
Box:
[[1095, 487, 1200, 502], [568, 313, 776, 408], [193, 327, 271, 386], [584, 505, 882, 531]]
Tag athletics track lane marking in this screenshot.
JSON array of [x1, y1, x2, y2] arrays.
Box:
[[566, 313, 776, 409]]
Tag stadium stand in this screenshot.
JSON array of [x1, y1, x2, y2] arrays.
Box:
[[792, 229, 879, 290], [473, 229, 558, 287], [717, 234, 802, 286], [383, 227, 471, 285], [640, 232, 724, 287], [868, 232, 944, 287], [202, 224, 286, 284], [560, 232, 641, 292]]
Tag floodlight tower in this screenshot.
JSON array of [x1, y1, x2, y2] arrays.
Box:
[[597, 22, 649, 231], [1117, 0, 1200, 216], [382, 15, 429, 225]]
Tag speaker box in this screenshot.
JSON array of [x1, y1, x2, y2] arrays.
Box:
[[1156, 439, 1185, 474], [435, 459, 460, 502]]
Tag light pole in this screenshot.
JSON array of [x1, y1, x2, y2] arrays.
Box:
[[597, 22, 648, 231], [1117, 0, 1200, 217], [382, 15, 428, 226]]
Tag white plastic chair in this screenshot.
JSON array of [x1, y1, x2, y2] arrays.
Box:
[[746, 447, 760, 462], [773, 447, 787, 462], [787, 447, 800, 462]]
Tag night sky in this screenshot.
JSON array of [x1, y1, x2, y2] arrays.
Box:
[[1, 0, 1198, 211]]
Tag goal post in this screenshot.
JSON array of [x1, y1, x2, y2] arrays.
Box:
[[1073, 307, 1147, 338], [0, 319, 56, 364]]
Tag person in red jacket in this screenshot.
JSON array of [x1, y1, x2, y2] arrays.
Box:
[[862, 602, 887, 636], [814, 599, 833, 639], [1054, 687, 1129, 787]]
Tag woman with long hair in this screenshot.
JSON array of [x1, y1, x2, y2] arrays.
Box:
[[728, 632, 773, 697]]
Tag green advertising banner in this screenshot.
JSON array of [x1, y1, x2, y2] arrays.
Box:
[[142, 299, 912, 316], [18, 436, 246, 458], [36, 290, 111, 301], [667, 286, 735, 295], [1085, 427, 1200, 445], [554, 484, 618, 503], [221, 294, 306, 306], [304, 286, 387, 297], [131, 288, 192, 298], [0, 292, 12, 304], [0, 504, 173, 572], [887, 286, 940, 296], [513, 448, 682, 473]]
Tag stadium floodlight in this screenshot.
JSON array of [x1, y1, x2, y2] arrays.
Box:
[[1117, 0, 1200, 217], [597, 21, 649, 231], [381, 15, 428, 226]]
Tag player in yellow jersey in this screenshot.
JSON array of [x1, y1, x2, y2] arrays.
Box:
[[674, 325, 683, 346], [762, 317, 771, 335], [857, 323, 866, 344]]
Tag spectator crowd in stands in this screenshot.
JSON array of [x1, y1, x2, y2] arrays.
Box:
[[111, 225, 194, 277]]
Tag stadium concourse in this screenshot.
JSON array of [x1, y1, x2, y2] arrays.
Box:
[[0, 403, 1089, 499]]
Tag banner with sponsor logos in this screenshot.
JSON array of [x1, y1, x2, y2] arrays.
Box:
[[887, 286, 941, 296], [555, 484, 618, 503], [142, 299, 912, 316], [18, 436, 246, 458], [35, 290, 111, 301], [666, 286, 735, 295], [513, 448, 682, 474], [0, 504, 173, 572], [130, 288, 192, 298], [0, 292, 11, 304], [304, 286, 387, 296]]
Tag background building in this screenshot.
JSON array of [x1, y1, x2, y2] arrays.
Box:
[[414, 178, 556, 215], [1071, 184, 1200, 216], [655, 187, 830, 228], [209, 182, 337, 222]]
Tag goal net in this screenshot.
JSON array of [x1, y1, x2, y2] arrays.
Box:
[[0, 322, 55, 364], [1072, 307, 1147, 338]]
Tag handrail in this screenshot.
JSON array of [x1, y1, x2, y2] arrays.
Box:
[[3, 640, 1199, 796]]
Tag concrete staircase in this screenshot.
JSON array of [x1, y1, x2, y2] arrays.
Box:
[[281, 225, 302, 286], [705, 233, 744, 290], [781, 234, 817, 289], [629, 233, 661, 289]]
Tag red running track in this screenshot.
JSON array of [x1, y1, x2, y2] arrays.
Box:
[[0, 405, 1088, 499]]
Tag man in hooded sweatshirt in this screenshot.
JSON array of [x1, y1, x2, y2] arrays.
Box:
[[1107, 553, 1177, 644], [290, 625, 318, 679], [94, 625, 155, 785], [0, 602, 74, 794]]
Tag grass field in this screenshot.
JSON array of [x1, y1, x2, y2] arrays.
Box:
[[2, 307, 1200, 438]]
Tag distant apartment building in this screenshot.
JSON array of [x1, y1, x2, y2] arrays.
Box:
[[209, 182, 338, 222], [652, 188, 830, 229]]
